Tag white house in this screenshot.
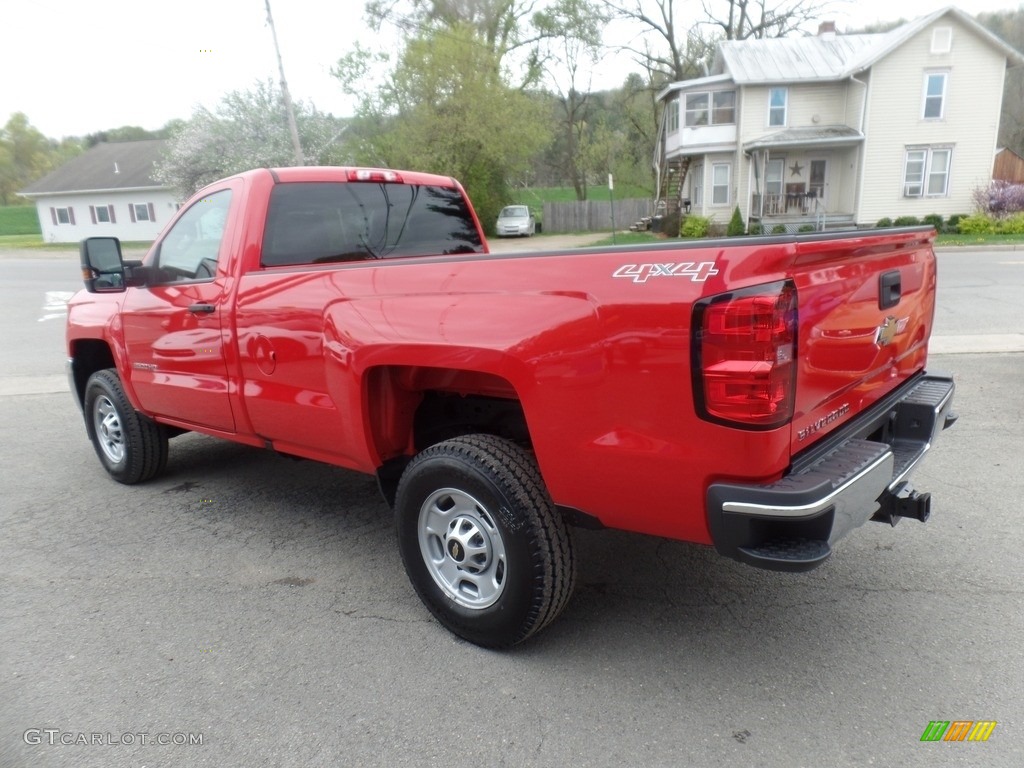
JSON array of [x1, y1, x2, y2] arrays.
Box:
[[19, 140, 178, 243], [655, 6, 1024, 231]]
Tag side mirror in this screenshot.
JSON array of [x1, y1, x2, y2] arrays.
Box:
[[80, 237, 126, 293]]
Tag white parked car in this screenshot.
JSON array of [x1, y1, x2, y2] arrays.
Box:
[[495, 205, 536, 237]]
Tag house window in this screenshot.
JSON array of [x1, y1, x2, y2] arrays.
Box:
[[768, 87, 787, 127], [130, 203, 156, 223], [691, 164, 704, 207], [668, 99, 680, 132], [684, 91, 736, 127], [685, 93, 709, 126], [931, 27, 952, 54], [90, 204, 116, 224], [904, 147, 952, 197], [56, 208, 71, 224], [923, 72, 948, 119], [712, 163, 730, 205], [712, 91, 736, 124]]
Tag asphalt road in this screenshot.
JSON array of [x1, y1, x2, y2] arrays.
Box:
[[0, 246, 1022, 767]]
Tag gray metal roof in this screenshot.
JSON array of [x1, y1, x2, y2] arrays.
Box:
[[20, 140, 169, 196], [714, 34, 883, 84], [710, 6, 1024, 85], [744, 126, 864, 152]]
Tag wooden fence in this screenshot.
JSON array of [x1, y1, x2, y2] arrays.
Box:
[[541, 198, 654, 233]]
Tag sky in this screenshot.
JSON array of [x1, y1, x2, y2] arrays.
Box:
[[2, 0, 1021, 139]]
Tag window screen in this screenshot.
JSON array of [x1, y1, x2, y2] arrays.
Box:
[[261, 182, 485, 267]]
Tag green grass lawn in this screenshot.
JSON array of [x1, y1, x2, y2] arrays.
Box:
[[589, 231, 1024, 248], [0, 234, 154, 250], [934, 232, 1024, 246], [0, 206, 42, 236]]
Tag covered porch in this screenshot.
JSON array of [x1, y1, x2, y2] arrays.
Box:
[[745, 126, 864, 231]]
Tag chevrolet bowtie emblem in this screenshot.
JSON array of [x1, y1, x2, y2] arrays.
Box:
[[875, 316, 898, 347]]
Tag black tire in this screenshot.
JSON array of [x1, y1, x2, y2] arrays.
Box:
[[394, 434, 575, 648], [83, 369, 168, 484]]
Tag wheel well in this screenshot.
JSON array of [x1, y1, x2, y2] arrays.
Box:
[[69, 340, 115, 406], [413, 392, 530, 451], [376, 395, 530, 508], [367, 365, 531, 506]]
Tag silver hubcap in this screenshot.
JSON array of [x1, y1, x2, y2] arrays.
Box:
[[93, 395, 125, 464], [418, 488, 507, 609]]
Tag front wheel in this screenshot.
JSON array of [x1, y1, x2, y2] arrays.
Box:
[[394, 435, 575, 648], [83, 369, 168, 484]]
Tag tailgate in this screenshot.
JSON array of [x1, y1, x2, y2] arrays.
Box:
[[789, 228, 936, 454]]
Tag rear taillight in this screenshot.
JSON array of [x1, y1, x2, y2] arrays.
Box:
[[692, 280, 797, 429]]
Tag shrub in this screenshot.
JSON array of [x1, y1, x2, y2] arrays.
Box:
[[956, 214, 996, 234], [923, 214, 944, 230], [946, 213, 967, 233], [876, 217, 893, 228], [893, 215, 921, 226], [996, 213, 1024, 234], [771, 224, 788, 234], [680, 215, 710, 238], [798, 224, 816, 233], [747, 222, 763, 235], [727, 206, 746, 236], [974, 180, 1024, 216]]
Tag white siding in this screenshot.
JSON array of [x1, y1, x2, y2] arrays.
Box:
[[33, 191, 179, 244], [858, 17, 1006, 223], [741, 83, 851, 134]]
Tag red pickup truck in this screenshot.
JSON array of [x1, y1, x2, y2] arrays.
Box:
[[68, 166, 956, 647]]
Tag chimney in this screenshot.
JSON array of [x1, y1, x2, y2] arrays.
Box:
[[818, 21, 836, 40]]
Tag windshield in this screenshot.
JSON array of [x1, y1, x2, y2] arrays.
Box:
[[500, 206, 529, 218]]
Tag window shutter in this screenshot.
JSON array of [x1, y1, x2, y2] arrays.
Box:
[[90, 205, 96, 224], [109, 205, 116, 223], [147, 203, 155, 223], [68, 207, 76, 225], [50, 207, 57, 225], [129, 204, 136, 223]]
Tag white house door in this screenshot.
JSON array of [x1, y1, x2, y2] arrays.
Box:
[[810, 160, 827, 209]]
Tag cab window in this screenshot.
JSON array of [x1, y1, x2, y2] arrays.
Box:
[[155, 190, 233, 282]]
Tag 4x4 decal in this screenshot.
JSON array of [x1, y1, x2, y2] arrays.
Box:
[[613, 261, 719, 284]]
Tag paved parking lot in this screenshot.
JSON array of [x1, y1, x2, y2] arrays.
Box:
[[0, 246, 1021, 767]]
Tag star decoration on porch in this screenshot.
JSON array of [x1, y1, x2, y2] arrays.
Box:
[[789, 162, 804, 177]]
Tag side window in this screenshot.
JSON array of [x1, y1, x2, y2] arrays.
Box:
[[155, 190, 233, 282], [768, 87, 787, 127]]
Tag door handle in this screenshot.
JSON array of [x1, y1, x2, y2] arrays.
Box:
[[188, 303, 216, 314], [879, 271, 901, 310]]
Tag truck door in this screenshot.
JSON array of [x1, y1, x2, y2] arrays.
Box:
[[121, 187, 237, 432]]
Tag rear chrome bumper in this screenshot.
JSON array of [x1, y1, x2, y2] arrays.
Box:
[[706, 371, 956, 572]]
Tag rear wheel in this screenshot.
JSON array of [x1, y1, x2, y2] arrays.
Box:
[[394, 434, 575, 648], [84, 369, 168, 484]]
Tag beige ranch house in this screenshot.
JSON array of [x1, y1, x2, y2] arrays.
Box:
[[655, 6, 1024, 231]]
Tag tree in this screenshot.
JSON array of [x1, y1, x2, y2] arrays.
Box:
[[978, 8, 1024, 156], [701, 0, 834, 40], [0, 113, 65, 205], [335, 24, 551, 230], [154, 81, 346, 197], [365, 0, 553, 87], [534, 0, 606, 199], [604, 0, 835, 82]]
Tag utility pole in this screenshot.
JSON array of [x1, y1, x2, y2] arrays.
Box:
[[265, 0, 305, 165]]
